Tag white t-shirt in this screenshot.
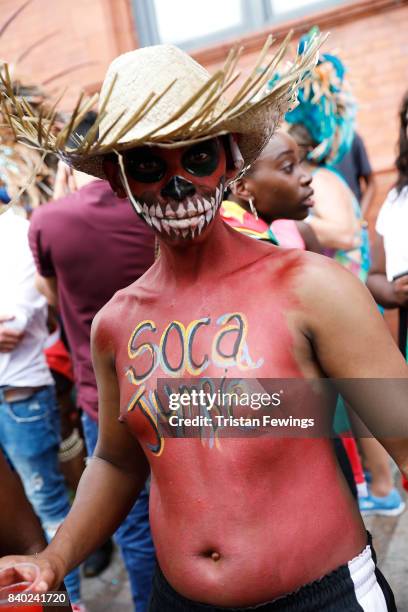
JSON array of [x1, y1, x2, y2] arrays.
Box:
[[0, 209, 53, 387], [375, 187, 408, 281]]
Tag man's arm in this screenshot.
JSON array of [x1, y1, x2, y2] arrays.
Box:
[[0, 316, 24, 352], [3, 231, 47, 334], [366, 232, 408, 308], [0, 308, 150, 591], [301, 255, 408, 474], [35, 273, 58, 308], [0, 450, 47, 556]]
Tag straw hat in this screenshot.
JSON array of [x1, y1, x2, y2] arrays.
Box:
[[0, 33, 323, 181]]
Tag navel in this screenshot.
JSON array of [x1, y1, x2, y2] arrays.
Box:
[[201, 549, 221, 562]]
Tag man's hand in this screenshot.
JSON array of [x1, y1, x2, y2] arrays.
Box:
[[0, 552, 65, 593], [392, 274, 408, 308], [0, 316, 24, 352]]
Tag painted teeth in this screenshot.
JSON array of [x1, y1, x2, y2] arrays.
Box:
[[187, 199, 196, 216], [197, 216, 205, 235], [156, 205, 163, 218], [181, 229, 188, 238], [205, 210, 212, 224], [143, 204, 149, 215], [149, 205, 155, 216], [203, 198, 211, 211], [197, 200, 204, 213], [144, 215, 152, 227], [151, 216, 161, 231], [161, 220, 171, 235], [176, 203, 185, 218], [165, 204, 174, 218]]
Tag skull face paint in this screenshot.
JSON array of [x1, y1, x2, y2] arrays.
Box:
[[116, 138, 227, 241]]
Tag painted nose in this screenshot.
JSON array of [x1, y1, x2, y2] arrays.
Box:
[[161, 176, 196, 201]]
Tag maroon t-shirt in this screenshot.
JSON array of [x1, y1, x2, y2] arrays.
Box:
[[29, 180, 155, 420]]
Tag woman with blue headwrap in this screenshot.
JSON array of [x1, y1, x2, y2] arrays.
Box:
[[284, 30, 369, 280], [283, 31, 405, 518]]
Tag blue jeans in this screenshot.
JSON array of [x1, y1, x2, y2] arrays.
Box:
[[0, 386, 81, 603], [82, 412, 155, 612]]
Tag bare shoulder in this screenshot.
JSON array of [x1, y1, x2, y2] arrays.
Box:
[[312, 168, 350, 200], [294, 250, 373, 307], [313, 167, 339, 187], [91, 270, 159, 354]]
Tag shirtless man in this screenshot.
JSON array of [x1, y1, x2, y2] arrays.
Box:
[[0, 40, 407, 611]]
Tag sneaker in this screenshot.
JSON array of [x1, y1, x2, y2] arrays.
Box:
[[359, 488, 406, 517], [72, 604, 88, 612]]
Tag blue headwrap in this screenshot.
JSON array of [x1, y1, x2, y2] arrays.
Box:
[[283, 28, 356, 165], [0, 186, 10, 204]]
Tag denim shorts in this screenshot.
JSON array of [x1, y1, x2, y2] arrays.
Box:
[[0, 386, 60, 458]]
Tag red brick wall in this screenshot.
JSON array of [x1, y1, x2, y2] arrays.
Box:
[[0, 0, 137, 108], [1, 0, 406, 209], [193, 0, 408, 216]]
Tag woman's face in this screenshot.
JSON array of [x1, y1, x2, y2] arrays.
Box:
[[244, 132, 314, 224]]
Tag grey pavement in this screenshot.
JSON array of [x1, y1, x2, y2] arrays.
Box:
[[81, 495, 408, 612], [82, 547, 132, 612]]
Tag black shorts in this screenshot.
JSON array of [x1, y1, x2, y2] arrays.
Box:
[[149, 535, 396, 611]]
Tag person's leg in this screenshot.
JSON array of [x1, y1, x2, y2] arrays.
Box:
[[82, 412, 156, 612], [358, 438, 405, 516], [0, 387, 81, 604], [360, 438, 394, 496]]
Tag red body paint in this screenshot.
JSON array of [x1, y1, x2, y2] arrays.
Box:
[[98, 143, 367, 606], [98, 218, 366, 606]]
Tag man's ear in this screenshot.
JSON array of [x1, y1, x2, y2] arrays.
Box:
[[230, 177, 253, 202], [102, 157, 127, 198]]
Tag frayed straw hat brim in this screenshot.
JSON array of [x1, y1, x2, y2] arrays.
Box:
[[0, 33, 325, 180]]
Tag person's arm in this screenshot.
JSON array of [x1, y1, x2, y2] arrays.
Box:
[[354, 135, 376, 218], [35, 273, 58, 308], [2, 232, 47, 335], [302, 255, 408, 474], [0, 308, 150, 590], [308, 170, 359, 250], [366, 232, 408, 308], [0, 450, 47, 556], [295, 221, 321, 253], [360, 173, 376, 219], [0, 316, 24, 352]]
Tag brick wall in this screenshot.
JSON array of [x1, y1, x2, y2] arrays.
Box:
[[1, 0, 406, 212], [0, 0, 137, 107], [193, 0, 408, 218]]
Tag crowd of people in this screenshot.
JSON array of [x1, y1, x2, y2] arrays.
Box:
[[0, 25, 407, 612]]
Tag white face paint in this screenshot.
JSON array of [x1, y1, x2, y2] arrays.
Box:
[[117, 152, 225, 240], [129, 181, 225, 240]]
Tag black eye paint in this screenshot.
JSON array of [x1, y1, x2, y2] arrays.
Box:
[[182, 139, 220, 177], [124, 147, 167, 183]]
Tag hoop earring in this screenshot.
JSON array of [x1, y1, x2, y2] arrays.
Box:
[[249, 197, 258, 220]]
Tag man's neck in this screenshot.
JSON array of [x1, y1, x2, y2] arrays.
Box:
[[155, 214, 262, 288]]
